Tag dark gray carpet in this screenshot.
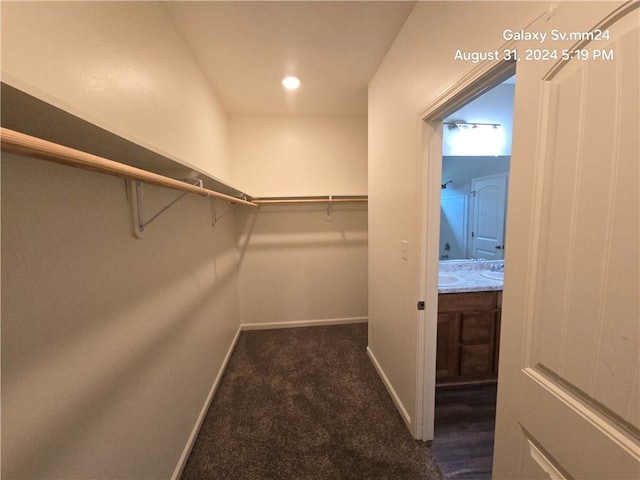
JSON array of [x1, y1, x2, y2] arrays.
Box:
[[181, 323, 443, 479]]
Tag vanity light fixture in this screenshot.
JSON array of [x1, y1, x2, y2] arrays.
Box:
[[445, 121, 501, 130], [282, 76, 301, 90]]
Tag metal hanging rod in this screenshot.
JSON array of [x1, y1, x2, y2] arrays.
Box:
[[0, 128, 257, 207], [253, 195, 368, 205]]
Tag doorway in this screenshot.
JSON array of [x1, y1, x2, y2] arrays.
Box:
[[415, 59, 516, 444], [438, 77, 514, 262], [431, 77, 515, 479]]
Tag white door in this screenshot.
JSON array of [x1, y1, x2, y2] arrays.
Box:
[[494, 2, 639, 479], [470, 173, 508, 260]]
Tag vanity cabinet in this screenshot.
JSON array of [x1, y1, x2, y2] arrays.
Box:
[[436, 291, 501, 385]]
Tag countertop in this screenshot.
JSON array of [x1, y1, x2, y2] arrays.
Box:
[[438, 260, 504, 294]]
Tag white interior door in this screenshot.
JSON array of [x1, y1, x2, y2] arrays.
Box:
[[494, 2, 639, 479], [470, 173, 508, 260]]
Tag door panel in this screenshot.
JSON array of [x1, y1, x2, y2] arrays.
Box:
[[531, 0, 639, 432], [436, 312, 460, 378], [470, 173, 507, 259], [460, 311, 494, 344], [494, 2, 640, 479], [460, 345, 493, 376]]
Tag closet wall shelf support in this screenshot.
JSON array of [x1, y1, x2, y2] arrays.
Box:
[[325, 195, 333, 221], [211, 197, 238, 227], [130, 178, 211, 238], [0, 127, 257, 207]]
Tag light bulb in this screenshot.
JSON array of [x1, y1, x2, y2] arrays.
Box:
[[282, 76, 301, 90]]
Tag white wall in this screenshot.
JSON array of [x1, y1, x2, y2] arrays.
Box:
[[443, 83, 515, 156], [1, 3, 242, 478], [230, 115, 367, 197], [230, 115, 368, 327], [2, 5, 370, 478], [236, 203, 368, 327], [1, 1, 231, 183], [1, 156, 241, 479], [441, 156, 510, 196], [368, 1, 547, 435]]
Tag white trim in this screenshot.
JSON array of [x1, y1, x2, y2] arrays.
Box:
[[417, 50, 517, 122], [367, 346, 412, 431], [523, 368, 639, 456], [414, 6, 551, 443], [171, 325, 243, 480], [241, 316, 368, 331], [527, 438, 567, 480], [416, 49, 522, 444], [415, 119, 446, 441]]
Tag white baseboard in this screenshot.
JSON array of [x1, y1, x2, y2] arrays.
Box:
[[171, 325, 242, 480], [241, 316, 368, 330], [366, 346, 412, 431]]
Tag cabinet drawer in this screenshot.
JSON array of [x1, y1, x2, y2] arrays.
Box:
[[438, 291, 497, 312]]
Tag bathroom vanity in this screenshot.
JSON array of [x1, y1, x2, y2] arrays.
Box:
[[436, 261, 503, 385]]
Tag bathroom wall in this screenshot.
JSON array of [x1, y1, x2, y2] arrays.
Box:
[[367, 1, 547, 435], [441, 156, 510, 196], [442, 83, 515, 156]]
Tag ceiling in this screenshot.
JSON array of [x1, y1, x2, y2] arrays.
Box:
[[163, 1, 416, 116]]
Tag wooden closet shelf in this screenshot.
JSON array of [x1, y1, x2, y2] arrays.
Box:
[[254, 196, 368, 205], [0, 127, 257, 207]]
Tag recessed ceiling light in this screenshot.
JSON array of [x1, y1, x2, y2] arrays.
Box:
[[282, 76, 301, 90]]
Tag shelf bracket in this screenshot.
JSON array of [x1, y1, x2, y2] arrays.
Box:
[[128, 178, 203, 238], [325, 195, 333, 222], [210, 197, 238, 227]]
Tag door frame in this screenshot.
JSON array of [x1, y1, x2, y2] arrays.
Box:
[[415, 53, 521, 441]]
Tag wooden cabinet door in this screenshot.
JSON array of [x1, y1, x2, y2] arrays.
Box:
[[437, 292, 500, 384], [436, 312, 460, 379], [460, 309, 498, 377], [460, 344, 493, 376]]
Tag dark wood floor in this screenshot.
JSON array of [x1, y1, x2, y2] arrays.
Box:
[[431, 383, 498, 480]]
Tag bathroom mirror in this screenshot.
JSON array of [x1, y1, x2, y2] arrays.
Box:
[[439, 78, 514, 261], [439, 157, 509, 260]]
